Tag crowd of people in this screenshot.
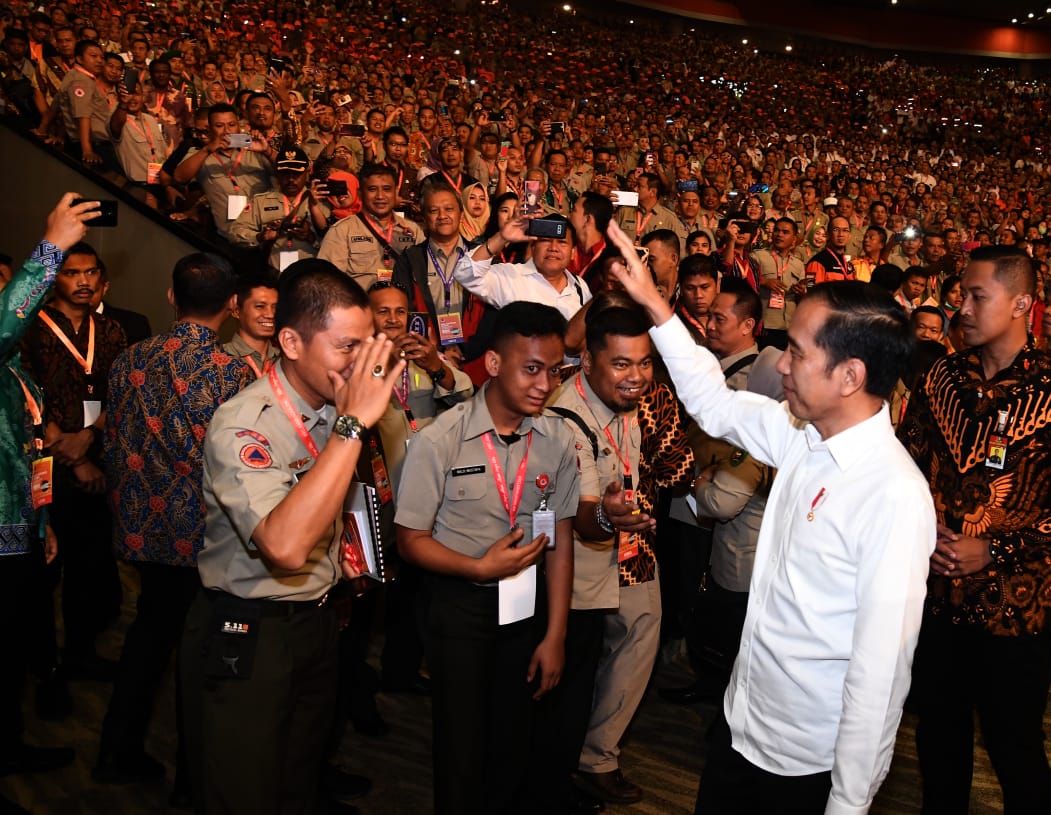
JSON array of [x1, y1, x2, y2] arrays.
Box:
[[2, 2, 1051, 815]]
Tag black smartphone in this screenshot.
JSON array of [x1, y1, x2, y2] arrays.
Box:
[[549, 121, 565, 136], [72, 199, 118, 228], [122, 68, 138, 94], [339, 123, 365, 137], [489, 111, 507, 122], [268, 57, 287, 75], [527, 219, 567, 239], [326, 178, 348, 197], [594, 161, 607, 175]]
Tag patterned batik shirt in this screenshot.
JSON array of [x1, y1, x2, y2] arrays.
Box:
[[105, 321, 252, 566], [898, 340, 1051, 636]]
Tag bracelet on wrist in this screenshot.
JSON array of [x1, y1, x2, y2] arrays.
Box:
[[595, 501, 615, 535]]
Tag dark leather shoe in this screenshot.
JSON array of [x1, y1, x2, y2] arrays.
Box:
[[0, 743, 75, 777], [571, 769, 643, 804], [92, 751, 165, 784], [323, 766, 372, 802]]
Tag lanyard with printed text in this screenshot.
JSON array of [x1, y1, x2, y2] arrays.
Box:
[[392, 367, 418, 432], [268, 366, 320, 459], [126, 115, 157, 157], [426, 242, 465, 311], [480, 430, 533, 531], [39, 311, 95, 391]]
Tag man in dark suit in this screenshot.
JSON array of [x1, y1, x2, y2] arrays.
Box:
[[91, 259, 152, 345]]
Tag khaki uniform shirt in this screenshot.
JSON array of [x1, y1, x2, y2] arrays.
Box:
[[198, 362, 339, 601], [551, 372, 641, 610], [192, 147, 276, 240], [616, 202, 687, 254], [113, 112, 168, 183], [753, 248, 806, 331], [317, 213, 423, 291], [57, 65, 111, 145], [223, 333, 281, 379], [394, 383, 579, 563], [229, 189, 325, 271]]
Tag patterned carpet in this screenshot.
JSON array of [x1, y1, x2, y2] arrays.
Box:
[[3, 563, 1046, 814]]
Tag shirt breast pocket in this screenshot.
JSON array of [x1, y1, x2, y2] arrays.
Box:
[[444, 473, 488, 502]]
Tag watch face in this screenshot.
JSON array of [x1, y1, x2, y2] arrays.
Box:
[[335, 415, 364, 439]]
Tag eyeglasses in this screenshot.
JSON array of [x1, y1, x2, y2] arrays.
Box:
[[386, 141, 408, 148], [830, 227, 851, 233]]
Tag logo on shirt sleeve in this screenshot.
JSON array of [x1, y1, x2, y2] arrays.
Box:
[[239, 443, 273, 469]]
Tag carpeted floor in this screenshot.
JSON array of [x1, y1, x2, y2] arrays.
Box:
[[2, 562, 1046, 814]]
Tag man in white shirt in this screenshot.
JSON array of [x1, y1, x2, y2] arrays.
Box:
[[454, 214, 591, 354], [605, 220, 936, 815]]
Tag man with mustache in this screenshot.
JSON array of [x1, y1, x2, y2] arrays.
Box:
[[20, 242, 127, 679]]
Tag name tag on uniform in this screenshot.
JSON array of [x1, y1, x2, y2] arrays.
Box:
[[451, 465, 485, 477], [769, 291, 785, 309], [146, 162, 162, 185]]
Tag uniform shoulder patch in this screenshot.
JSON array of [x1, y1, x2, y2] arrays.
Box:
[[235, 429, 271, 447], [239, 443, 273, 469], [73, 87, 85, 98]]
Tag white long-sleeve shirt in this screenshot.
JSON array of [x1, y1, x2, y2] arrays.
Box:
[[452, 255, 591, 321], [651, 316, 935, 815]]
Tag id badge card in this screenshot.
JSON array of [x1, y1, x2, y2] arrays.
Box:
[[618, 530, 640, 563], [533, 509, 556, 550], [437, 312, 464, 346], [371, 449, 394, 504], [83, 400, 102, 428], [769, 291, 785, 309], [376, 267, 393, 283], [227, 194, 248, 220], [986, 433, 1008, 470], [279, 251, 298, 272], [146, 161, 162, 185], [31, 456, 54, 509]]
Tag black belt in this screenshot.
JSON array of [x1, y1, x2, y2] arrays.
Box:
[[204, 588, 330, 618]]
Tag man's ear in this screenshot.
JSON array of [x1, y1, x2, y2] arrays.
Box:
[[166, 288, 176, 310], [484, 348, 500, 377], [278, 326, 302, 360], [839, 357, 867, 399], [1013, 292, 1033, 319], [580, 348, 593, 377]]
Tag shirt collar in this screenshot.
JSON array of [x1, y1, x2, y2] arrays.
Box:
[[462, 382, 541, 442], [719, 343, 759, 372], [273, 359, 333, 432], [577, 370, 619, 430], [804, 403, 892, 471]]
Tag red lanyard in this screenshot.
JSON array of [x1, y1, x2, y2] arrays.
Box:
[[150, 90, 166, 117], [635, 210, 654, 243], [7, 366, 43, 452], [392, 368, 418, 432], [551, 185, 564, 209], [574, 375, 633, 488], [507, 177, 523, 197], [827, 250, 850, 276], [771, 251, 791, 279], [479, 430, 533, 530], [211, 149, 245, 189], [440, 171, 463, 193], [244, 350, 273, 379], [678, 306, 707, 338], [282, 190, 305, 218], [268, 366, 320, 459], [39, 311, 95, 379], [363, 213, 394, 246], [126, 115, 157, 157]]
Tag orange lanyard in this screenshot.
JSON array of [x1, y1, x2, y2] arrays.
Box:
[[268, 366, 320, 459], [575, 375, 633, 490], [243, 350, 273, 379], [282, 190, 305, 218], [39, 311, 95, 381], [8, 367, 44, 452], [635, 210, 654, 243], [150, 90, 166, 117], [126, 115, 157, 157], [440, 171, 462, 193], [479, 431, 533, 531], [551, 185, 564, 209], [771, 251, 791, 279], [211, 149, 245, 189], [363, 213, 394, 245]]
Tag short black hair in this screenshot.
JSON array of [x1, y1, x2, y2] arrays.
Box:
[[421, 183, 463, 212], [901, 265, 928, 283], [357, 162, 398, 186], [74, 39, 101, 59], [584, 293, 652, 353], [245, 91, 274, 107], [172, 253, 237, 318], [911, 305, 945, 329], [678, 253, 717, 285], [806, 281, 914, 399], [578, 191, 613, 232], [869, 264, 903, 293], [775, 216, 799, 234], [939, 275, 961, 302], [207, 103, 238, 125], [718, 276, 762, 327], [967, 245, 1036, 297], [235, 269, 279, 307], [640, 229, 680, 257], [383, 125, 408, 144], [275, 259, 368, 341], [489, 301, 566, 353]]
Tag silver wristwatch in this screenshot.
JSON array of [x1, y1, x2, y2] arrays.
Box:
[[333, 415, 366, 441]]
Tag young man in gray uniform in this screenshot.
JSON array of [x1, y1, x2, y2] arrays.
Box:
[[180, 259, 405, 815], [395, 301, 579, 815]]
